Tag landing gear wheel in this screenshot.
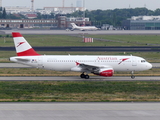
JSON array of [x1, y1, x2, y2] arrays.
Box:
[[80, 73, 90, 79], [131, 71, 135, 79], [80, 73, 85, 78], [131, 75, 135, 79], [85, 75, 90, 79]]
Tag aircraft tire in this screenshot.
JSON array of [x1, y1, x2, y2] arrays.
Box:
[[85, 75, 90, 79], [131, 75, 135, 79], [80, 74, 85, 78]]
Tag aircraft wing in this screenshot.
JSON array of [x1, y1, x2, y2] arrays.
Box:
[[77, 62, 112, 72], [73, 62, 114, 77], [80, 29, 85, 31]]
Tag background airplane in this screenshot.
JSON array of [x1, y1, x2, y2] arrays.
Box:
[[70, 23, 99, 31], [10, 32, 152, 79]]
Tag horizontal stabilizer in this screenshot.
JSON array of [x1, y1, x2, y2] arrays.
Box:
[[16, 58, 30, 62]]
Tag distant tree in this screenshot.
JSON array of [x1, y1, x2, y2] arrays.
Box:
[[70, 8, 160, 26], [37, 12, 42, 19], [0, 12, 2, 19], [50, 13, 55, 19], [0, 7, 2, 11], [2, 8, 6, 19], [1, 7, 160, 26], [154, 9, 160, 15], [7, 13, 24, 19], [112, 12, 117, 26]]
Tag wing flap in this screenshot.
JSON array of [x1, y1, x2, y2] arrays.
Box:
[[78, 63, 112, 72]]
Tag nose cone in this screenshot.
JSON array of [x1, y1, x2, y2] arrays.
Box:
[[148, 63, 152, 69], [141, 62, 152, 71]]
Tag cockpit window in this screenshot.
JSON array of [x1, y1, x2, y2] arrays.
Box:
[[141, 60, 146, 63]]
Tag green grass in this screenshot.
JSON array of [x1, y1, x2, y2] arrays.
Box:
[[1, 34, 160, 47], [0, 34, 160, 63], [0, 34, 109, 47], [0, 67, 158, 77], [0, 81, 160, 102], [0, 34, 159, 102], [87, 34, 160, 46], [0, 51, 160, 63]]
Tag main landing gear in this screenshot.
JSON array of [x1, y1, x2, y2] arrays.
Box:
[[131, 71, 135, 79], [80, 73, 90, 79]]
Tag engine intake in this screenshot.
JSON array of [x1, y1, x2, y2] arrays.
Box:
[[93, 68, 114, 77]]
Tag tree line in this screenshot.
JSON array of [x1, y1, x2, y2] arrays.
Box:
[[68, 8, 160, 27], [1, 7, 160, 26], [0, 7, 25, 19]]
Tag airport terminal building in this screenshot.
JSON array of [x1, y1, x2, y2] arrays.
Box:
[[0, 19, 57, 29], [0, 16, 91, 29], [122, 16, 160, 30]]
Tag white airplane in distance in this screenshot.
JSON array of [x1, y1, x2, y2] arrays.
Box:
[[70, 23, 99, 31], [10, 32, 152, 79]]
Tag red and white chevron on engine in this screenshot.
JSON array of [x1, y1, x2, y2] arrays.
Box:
[[94, 68, 114, 77]]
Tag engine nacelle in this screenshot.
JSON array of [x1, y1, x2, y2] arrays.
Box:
[[93, 68, 114, 77], [71, 66, 82, 72]]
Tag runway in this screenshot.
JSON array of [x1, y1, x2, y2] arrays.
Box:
[[0, 63, 159, 81], [1, 46, 160, 52], [3, 29, 160, 35], [0, 76, 159, 81], [0, 102, 160, 120], [1, 30, 160, 120]]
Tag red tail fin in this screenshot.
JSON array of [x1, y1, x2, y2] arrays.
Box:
[[12, 32, 40, 56]]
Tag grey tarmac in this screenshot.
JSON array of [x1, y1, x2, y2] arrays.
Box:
[[0, 102, 160, 120], [3, 29, 160, 35], [0, 76, 159, 81], [1, 29, 160, 120]]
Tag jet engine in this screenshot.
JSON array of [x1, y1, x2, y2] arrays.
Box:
[[93, 68, 114, 77]]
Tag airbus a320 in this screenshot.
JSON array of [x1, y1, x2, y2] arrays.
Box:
[[10, 32, 152, 79]]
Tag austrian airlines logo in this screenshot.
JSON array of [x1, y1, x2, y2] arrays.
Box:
[[17, 42, 25, 47], [118, 58, 129, 64], [76, 62, 80, 66]]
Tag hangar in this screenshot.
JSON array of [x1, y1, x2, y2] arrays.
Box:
[[122, 16, 160, 30], [0, 19, 57, 29]]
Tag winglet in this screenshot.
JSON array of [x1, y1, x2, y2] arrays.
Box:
[[12, 32, 40, 56]]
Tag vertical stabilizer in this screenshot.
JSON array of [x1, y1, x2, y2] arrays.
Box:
[[12, 32, 40, 56], [70, 23, 78, 28]]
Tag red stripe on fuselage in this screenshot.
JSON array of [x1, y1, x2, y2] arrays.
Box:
[[17, 48, 40, 56], [12, 32, 23, 37]]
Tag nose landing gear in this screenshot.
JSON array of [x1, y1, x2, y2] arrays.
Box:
[[131, 71, 135, 79]]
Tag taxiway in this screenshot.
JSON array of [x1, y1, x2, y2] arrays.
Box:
[[0, 76, 159, 81], [0, 102, 160, 120], [3, 29, 160, 35], [0, 30, 159, 120]]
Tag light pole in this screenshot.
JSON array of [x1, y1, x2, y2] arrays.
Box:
[[83, 0, 85, 25]]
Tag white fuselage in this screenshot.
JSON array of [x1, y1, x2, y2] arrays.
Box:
[[71, 23, 98, 31], [10, 55, 152, 72], [74, 26, 98, 31]]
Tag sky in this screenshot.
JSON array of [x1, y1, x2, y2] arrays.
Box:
[[2, 0, 160, 10]]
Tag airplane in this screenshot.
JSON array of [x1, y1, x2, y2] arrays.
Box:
[[10, 32, 152, 79], [70, 23, 99, 31]]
